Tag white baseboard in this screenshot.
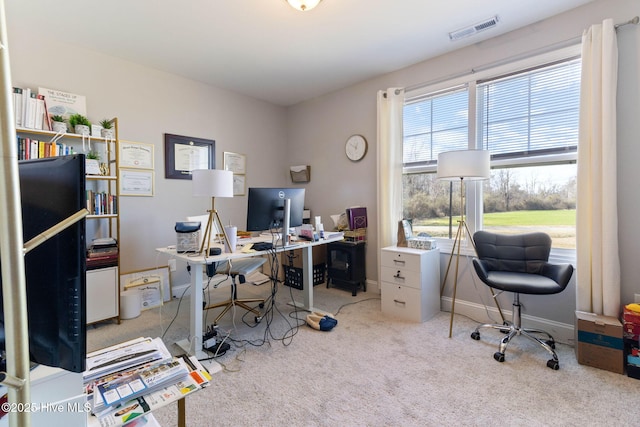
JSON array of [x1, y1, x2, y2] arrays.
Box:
[[440, 297, 575, 346], [172, 283, 190, 298]]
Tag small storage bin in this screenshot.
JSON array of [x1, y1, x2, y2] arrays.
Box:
[[283, 264, 326, 290]]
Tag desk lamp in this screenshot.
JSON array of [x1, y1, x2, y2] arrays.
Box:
[[192, 169, 234, 256], [436, 149, 490, 337]]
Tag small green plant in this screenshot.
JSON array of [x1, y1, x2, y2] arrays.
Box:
[[86, 151, 100, 160], [68, 114, 91, 128], [99, 119, 113, 129], [51, 114, 65, 123]]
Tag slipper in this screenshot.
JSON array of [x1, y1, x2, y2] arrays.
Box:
[[306, 312, 338, 331]]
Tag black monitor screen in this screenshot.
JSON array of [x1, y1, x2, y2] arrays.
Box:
[[246, 188, 305, 232], [0, 154, 87, 373]]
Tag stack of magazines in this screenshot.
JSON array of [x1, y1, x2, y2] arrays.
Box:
[[85, 337, 211, 427], [87, 237, 118, 270]]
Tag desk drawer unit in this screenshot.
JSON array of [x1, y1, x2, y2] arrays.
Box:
[[380, 246, 440, 322]]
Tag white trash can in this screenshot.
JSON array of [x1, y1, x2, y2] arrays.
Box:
[[120, 290, 142, 319]]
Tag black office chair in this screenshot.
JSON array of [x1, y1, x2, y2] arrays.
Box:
[[204, 257, 267, 326], [470, 231, 574, 370]]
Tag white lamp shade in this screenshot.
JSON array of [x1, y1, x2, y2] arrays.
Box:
[[286, 0, 321, 11], [436, 149, 490, 181], [192, 169, 234, 198]]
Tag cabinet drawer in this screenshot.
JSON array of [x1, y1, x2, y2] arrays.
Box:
[[380, 248, 422, 271], [380, 265, 422, 290], [381, 283, 423, 322]]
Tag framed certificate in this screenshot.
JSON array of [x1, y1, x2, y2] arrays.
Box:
[[233, 174, 246, 196], [120, 168, 154, 196], [164, 134, 215, 179], [223, 152, 246, 174], [120, 141, 154, 169]]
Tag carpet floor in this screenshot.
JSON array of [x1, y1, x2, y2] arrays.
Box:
[[87, 279, 640, 427]]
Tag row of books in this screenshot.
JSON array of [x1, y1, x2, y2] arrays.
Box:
[[85, 337, 211, 426], [87, 190, 118, 216], [17, 136, 75, 161], [13, 87, 52, 131]]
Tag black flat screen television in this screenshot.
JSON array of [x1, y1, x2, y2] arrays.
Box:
[[246, 188, 305, 232], [0, 154, 87, 373]]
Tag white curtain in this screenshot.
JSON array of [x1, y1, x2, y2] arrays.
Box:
[[376, 88, 404, 253], [576, 19, 620, 317]]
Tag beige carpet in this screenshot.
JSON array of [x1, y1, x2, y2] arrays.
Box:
[[87, 280, 640, 427]]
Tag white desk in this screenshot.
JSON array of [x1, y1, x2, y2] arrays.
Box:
[[156, 234, 343, 360]]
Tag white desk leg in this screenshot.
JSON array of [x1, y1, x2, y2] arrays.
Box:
[[289, 245, 323, 313], [176, 264, 221, 372], [176, 263, 203, 355]]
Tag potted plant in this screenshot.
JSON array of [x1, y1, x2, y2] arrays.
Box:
[[99, 119, 114, 139], [85, 150, 102, 175], [69, 113, 91, 136], [50, 115, 67, 133]]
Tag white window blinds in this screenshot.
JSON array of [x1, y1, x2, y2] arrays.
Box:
[[477, 58, 581, 160], [403, 86, 468, 167]]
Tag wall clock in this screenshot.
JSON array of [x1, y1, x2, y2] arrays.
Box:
[[345, 134, 367, 162]]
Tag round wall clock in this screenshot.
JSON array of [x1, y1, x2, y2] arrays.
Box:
[[345, 134, 368, 162]]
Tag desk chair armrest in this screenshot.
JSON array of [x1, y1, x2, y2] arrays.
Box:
[[541, 262, 574, 287], [472, 258, 491, 282]]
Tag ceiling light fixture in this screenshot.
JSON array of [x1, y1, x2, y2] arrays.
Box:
[[286, 0, 322, 12]]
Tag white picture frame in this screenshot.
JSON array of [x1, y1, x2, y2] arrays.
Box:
[[120, 266, 171, 303]]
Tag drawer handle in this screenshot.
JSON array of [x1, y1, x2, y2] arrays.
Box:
[[393, 299, 406, 305], [393, 259, 406, 265], [393, 271, 405, 281]]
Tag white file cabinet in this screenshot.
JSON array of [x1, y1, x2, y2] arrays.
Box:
[[86, 266, 119, 324], [380, 246, 440, 322]]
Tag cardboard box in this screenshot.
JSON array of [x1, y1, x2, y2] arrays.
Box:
[[283, 245, 326, 269], [261, 246, 326, 281], [575, 311, 624, 374]]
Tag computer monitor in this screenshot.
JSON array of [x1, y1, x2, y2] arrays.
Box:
[[0, 154, 87, 373], [246, 188, 305, 232]]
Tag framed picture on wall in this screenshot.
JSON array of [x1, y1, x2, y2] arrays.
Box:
[[164, 133, 215, 180]]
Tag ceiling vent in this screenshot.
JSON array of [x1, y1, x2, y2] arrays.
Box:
[[449, 15, 499, 41]]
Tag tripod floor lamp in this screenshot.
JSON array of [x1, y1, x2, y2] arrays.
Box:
[[436, 149, 490, 338], [192, 169, 234, 256]]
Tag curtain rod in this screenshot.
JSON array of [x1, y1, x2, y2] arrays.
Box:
[[397, 15, 639, 96], [615, 15, 639, 29]]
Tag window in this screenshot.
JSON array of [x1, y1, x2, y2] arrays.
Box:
[[402, 54, 580, 250]]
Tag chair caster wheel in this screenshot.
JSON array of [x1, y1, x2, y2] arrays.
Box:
[[255, 316, 262, 323], [471, 331, 480, 340], [494, 352, 505, 362], [547, 359, 559, 370], [545, 340, 556, 349]]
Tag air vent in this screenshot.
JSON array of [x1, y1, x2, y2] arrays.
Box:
[[449, 15, 499, 41]]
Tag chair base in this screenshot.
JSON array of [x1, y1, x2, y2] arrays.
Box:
[[205, 298, 265, 325], [470, 293, 560, 370], [204, 276, 265, 325]]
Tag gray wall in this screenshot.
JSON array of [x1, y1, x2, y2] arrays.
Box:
[[6, 0, 639, 326], [287, 0, 640, 325]]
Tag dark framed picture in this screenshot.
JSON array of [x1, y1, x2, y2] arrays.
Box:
[[164, 133, 215, 180]]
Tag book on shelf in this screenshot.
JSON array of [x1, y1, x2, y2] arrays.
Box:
[[12, 87, 23, 127], [346, 206, 368, 230]]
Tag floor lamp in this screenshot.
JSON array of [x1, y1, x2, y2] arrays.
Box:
[[436, 149, 490, 337], [192, 169, 234, 256]]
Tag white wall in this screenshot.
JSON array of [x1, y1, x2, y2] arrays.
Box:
[[287, 0, 640, 326], [6, 23, 289, 287]]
